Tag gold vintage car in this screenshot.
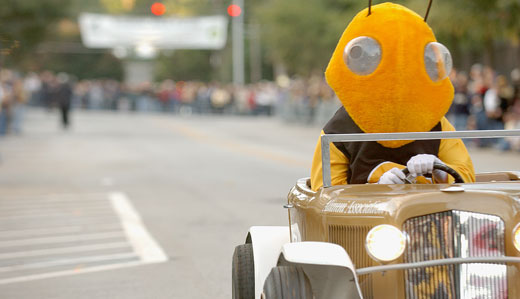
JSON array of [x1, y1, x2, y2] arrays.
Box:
[[232, 130, 520, 299]]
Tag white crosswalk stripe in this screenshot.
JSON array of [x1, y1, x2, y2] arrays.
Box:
[[0, 192, 167, 285]]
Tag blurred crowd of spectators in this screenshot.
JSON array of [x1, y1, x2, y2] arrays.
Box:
[[0, 70, 27, 135], [0, 69, 339, 133], [61, 74, 338, 122], [448, 64, 520, 151], [1, 66, 520, 151]]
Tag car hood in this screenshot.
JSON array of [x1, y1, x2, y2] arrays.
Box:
[[291, 180, 520, 223]]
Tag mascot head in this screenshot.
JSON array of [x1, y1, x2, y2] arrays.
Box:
[[325, 1, 453, 148]]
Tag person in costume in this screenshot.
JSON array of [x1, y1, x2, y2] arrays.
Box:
[[311, 2, 475, 191]]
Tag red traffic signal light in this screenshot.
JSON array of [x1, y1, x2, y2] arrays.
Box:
[[227, 4, 242, 17], [151, 2, 166, 16]]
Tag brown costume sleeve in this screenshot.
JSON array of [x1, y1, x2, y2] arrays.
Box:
[[310, 130, 348, 191]]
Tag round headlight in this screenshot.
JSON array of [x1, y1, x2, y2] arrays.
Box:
[[514, 223, 520, 252], [366, 225, 406, 262]]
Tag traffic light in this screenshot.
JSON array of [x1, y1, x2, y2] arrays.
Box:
[[151, 2, 166, 16], [227, 4, 242, 17]]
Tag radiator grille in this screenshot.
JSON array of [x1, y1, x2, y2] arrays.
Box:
[[329, 225, 373, 298], [403, 211, 507, 299]]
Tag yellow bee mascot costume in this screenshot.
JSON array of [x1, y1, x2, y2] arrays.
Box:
[[311, 1, 475, 190]]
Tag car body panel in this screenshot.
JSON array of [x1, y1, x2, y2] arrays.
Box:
[[280, 242, 363, 299], [287, 176, 520, 298]]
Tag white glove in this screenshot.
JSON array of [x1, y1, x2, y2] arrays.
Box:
[[378, 168, 406, 184], [406, 154, 448, 183]]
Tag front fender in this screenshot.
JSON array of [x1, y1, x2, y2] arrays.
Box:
[[279, 242, 363, 299], [248, 226, 290, 299]]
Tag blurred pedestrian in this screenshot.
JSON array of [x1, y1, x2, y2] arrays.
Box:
[[11, 79, 27, 134], [40, 71, 55, 111], [255, 82, 275, 116], [512, 68, 520, 101], [157, 80, 174, 112], [497, 75, 514, 115], [87, 81, 104, 110], [55, 73, 73, 129], [210, 85, 231, 114], [0, 80, 7, 135], [195, 84, 212, 114], [451, 71, 471, 131], [0, 78, 12, 135], [23, 72, 41, 106], [505, 97, 520, 151], [483, 77, 504, 130]]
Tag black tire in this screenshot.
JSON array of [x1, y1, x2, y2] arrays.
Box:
[[263, 266, 313, 299], [232, 244, 255, 299]]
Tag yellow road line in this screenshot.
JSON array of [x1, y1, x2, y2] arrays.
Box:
[[159, 120, 310, 169]]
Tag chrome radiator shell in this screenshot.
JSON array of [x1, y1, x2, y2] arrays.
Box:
[[403, 210, 507, 299]]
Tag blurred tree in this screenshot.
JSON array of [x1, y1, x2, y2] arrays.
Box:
[[37, 48, 123, 80], [99, 0, 136, 14], [0, 0, 71, 65], [254, 0, 520, 76], [254, 0, 359, 76], [407, 0, 520, 67], [3, 0, 519, 81], [155, 50, 214, 81], [127, 0, 212, 16]]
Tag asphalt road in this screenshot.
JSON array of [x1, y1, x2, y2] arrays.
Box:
[[0, 109, 519, 299]]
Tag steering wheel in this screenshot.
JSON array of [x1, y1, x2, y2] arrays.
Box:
[[401, 162, 465, 184]]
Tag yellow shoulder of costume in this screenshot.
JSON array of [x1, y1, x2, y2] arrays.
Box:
[[310, 131, 349, 191], [440, 117, 455, 131], [438, 118, 476, 183]]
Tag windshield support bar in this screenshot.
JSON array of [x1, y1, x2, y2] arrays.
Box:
[[321, 129, 520, 188]]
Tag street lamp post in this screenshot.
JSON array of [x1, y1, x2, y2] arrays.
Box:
[[231, 0, 245, 86]]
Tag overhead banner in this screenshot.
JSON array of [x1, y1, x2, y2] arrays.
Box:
[[79, 13, 228, 50]]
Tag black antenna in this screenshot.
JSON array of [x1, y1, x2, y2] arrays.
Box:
[[368, 0, 432, 20], [424, 0, 433, 22]]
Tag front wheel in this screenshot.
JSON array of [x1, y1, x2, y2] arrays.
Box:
[[232, 244, 255, 299], [262, 266, 314, 299]]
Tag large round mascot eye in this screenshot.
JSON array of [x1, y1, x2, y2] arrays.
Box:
[[343, 36, 382, 76], [424, 42, 452, 82]]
